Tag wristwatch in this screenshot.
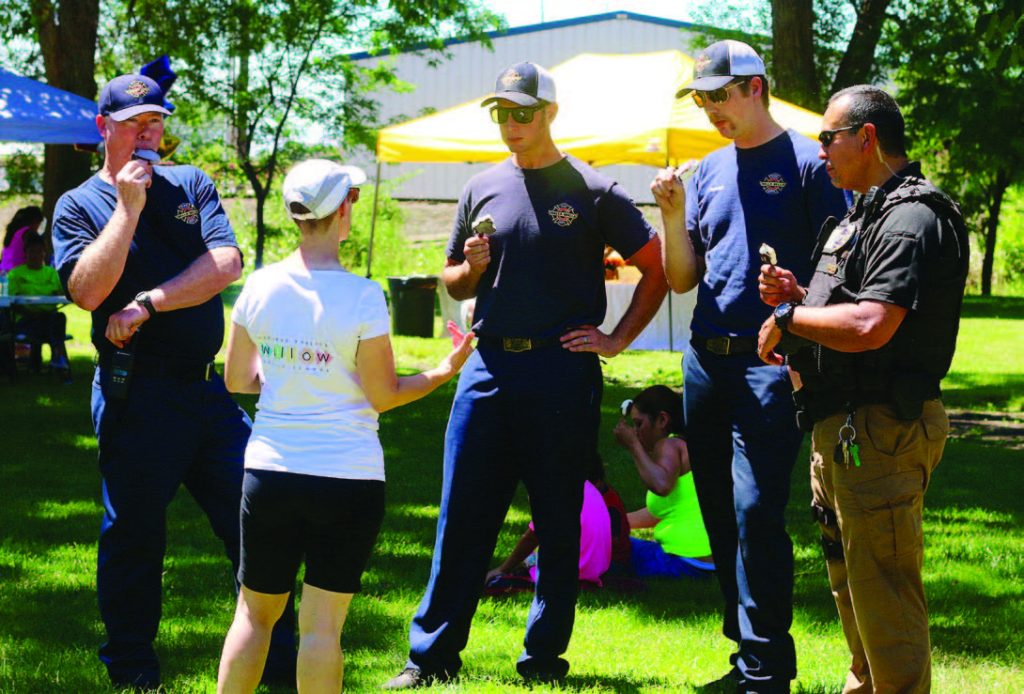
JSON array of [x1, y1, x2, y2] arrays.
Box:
[[135, 291, 156, 317], [773, 302, 797, 332]]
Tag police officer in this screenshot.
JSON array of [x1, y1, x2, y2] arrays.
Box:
[[384, 61, 667, 689], [757, 85, 969, 693], [52, 74, 295, 689]]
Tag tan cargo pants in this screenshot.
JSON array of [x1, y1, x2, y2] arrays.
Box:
[[810, 399, 948, 694]]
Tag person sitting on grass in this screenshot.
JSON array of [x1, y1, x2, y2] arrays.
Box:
[[7, 232, 71, 381], [614, 385, 714, 578], [215, 159, 474, 694], [483, 452, 621, 593]]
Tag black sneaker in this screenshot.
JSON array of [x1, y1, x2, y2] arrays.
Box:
[[382, 667, 453, 690]]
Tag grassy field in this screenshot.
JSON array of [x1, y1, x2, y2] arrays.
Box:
[[0, 296, 1021, 693]]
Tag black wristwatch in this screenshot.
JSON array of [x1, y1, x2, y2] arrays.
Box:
[[135, 291, 156, 318], [773, 302, 797, 332]]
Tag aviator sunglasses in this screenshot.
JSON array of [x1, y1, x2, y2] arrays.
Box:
[[817, 123, 863, 147], [691, 80, 749, 109], [490, 103, 546, 125]]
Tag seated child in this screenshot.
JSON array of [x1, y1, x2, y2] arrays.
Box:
[[614, 385, 713, 578], [484, 453, 620, 593], [7, 232, 70, 380]]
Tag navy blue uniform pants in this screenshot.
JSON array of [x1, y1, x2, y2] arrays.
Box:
[[91, 367, 295, 686], [683, 344, 803, 692], [407, 345, 601, 679]]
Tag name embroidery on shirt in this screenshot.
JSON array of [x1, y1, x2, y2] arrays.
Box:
[[759, 173, 787, 195], [175, 202, 200, 224], [548, 202, 578, 227]]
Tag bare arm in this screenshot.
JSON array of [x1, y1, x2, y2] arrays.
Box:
[[627, 507, 659, 529], [103, 246, 243, 348], [488, 528, 539, 580], [757, 300, 907, 365], [442, 234, 490, 301], [356, 331, 474, 413], [613, 418, 682, 496], [651, 166, 704, 293], [224, 321, 262, 394], [68, 161, 152, 310], [560, 236, 668, 357]]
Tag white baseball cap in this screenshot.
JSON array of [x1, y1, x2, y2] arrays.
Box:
[[282, 159, 367, 220]]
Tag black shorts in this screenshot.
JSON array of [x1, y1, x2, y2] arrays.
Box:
[[239, 469, 385, 594]]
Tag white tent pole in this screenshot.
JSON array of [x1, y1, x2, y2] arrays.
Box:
[[366, 160, 383, 279]]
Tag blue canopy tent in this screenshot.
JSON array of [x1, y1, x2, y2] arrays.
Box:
[[0, 68, 100, 145]]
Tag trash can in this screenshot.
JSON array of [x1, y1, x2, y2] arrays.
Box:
[[387, 275, 438, 337]]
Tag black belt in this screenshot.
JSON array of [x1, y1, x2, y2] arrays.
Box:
[[691, 333, 758, 356], [478, 335, 562, 353], [98, 354, 217, 381]]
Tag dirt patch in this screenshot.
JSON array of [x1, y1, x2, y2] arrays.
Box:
[[947, 410, 1024, 449]]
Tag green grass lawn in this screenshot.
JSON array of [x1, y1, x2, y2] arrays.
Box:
[[1, 296, 1022, 692]]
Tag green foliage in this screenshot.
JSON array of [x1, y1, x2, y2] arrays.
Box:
[[0, 151, 43, 195]]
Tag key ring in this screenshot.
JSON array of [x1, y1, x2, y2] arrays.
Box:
[[838, 423, 856, 442]]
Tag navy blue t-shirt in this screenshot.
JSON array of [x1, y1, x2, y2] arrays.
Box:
[[52, 165, 238, 361], [446, 155, 654, 338], [685, 129, 851, 337]]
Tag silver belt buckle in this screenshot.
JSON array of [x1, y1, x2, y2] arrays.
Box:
[[706, 337, 731, 355], [503, 337, 531, 353]]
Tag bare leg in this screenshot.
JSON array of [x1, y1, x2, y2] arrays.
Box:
[[218, 586, 289, 694], [297, 583, 353, 694]]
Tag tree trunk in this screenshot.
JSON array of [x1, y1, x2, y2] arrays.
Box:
[[32, 0, 100, 223], [980, 168, 1010, 296], [254, 192, 266, 269], [831, 0, 894, 93], [770, 0, 818, 108]]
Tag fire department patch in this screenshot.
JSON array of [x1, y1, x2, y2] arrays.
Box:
[[695, 54, 712, 73], [501, 69, 522, 87], [175, 202, 199, 225], [759, 173, 787, 195], [125, 80, 150, 98], [547, 202, 578, 227]]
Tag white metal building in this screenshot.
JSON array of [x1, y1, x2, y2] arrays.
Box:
[[350, 11, 730, 204]]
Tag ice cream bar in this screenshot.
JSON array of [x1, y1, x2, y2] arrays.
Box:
[[759, 243, 777, 266], [472, 214, 496, 237], [132, 149, 161, 164]]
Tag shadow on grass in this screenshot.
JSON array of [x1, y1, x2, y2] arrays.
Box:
[[960, 295, 1024, 319], [940, 372, 1024, 411]]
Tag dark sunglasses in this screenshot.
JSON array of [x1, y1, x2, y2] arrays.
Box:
[[691, 80, 748, 109], [490, 103, 546, 124], [817, 123, 863, 147]]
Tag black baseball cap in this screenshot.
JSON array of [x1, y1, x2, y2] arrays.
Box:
[[98, 74, 173, 121], [677, 40, 767, 97], [480, 62, 557, 107]]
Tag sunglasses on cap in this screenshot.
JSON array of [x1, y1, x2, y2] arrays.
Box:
[[691, 80, 748, 109], [817, 123, 863, 147], [489, 103, 546, 125]]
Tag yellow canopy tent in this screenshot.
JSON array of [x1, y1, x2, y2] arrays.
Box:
[[375, 49, 825, 166], [367, 50, 826, 276]]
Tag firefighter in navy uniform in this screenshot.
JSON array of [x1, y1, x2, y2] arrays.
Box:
[[756, 86, 968, 694]]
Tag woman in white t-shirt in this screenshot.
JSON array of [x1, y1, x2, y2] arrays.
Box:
[[216, 159, 473, 694]]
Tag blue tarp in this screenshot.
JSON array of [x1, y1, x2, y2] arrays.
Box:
[[0, 68, 100, 145]]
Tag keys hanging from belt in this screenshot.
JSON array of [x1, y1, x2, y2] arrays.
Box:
[[833, 413, 862, 468]]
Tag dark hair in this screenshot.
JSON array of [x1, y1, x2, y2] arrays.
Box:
[[737, 75, 770, 108], [584, 451, 606, 486], [21, 231, 45, 251], [630, 385, 685, 437], [828, 85, 906, 157], [4, 206, 44, 248]]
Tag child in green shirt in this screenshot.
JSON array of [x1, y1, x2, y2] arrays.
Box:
[[7, 232, 70, 378]]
